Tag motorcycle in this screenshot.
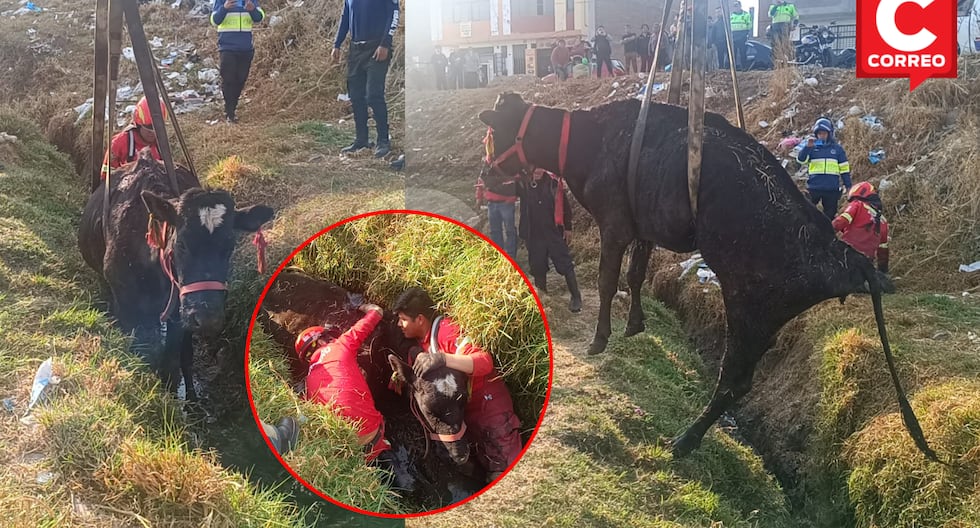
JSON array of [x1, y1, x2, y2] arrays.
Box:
[[794, 23, 856, 68]]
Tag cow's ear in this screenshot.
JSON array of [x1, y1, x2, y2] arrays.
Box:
[[388, 354, 416, 386], [478, 110, 500, 129], [141, 191, 180, 225], [234, 205, 275, 232]]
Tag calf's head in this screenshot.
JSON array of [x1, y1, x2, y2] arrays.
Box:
[[142, 188, 274, 336], [389, 354, 471, 465]]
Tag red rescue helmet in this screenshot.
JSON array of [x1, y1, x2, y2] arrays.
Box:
[[133, 96, 168, 127], [295, 326, 326, 360], [847, 181, 875, 201]]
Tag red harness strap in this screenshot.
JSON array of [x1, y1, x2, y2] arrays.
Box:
[[558, 111, 571, 176]]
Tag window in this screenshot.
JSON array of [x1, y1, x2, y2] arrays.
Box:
[[512, 0, 553, 17], [448, 0, 492, 23], [567, 0, 574, 12], [536, 0, 545, 15]]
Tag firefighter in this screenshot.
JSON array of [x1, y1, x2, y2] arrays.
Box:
[[393, 287, 523, 483], [832, 182, 890, 274], [101, 96, 166, 179]]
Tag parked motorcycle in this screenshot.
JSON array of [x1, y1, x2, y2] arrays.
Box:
[[794, 23, 856, 68]]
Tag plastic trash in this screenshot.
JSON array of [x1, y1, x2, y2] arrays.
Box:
[[960, 261, 980, 273], [2, 397, 14, 412], [269, 14, 282, 26], [836, 118, 845, 130], [337, 93, 350, 102], [161, 57, 175, 67], [861, 114, 884, 131], [170, 0, 181, 7], [150, 36, 164, 49], [759, 120, 770, 128], [25, 1, 41, 12], [803, 77, 818, 86], [848, 105, 863, 116], [878, 179, 894, 192], [28, 358, 58, 410], [122, 47, 135, 62], [72, 99, 94, 125], [868, 149, 885, 164], [678, 253, 704, 279], [778, 136, 801, 150], [665, 63, 672, 72], [612, 81, 620, 89], [197, 68, 220, 82], [696, 267, 720, 286]]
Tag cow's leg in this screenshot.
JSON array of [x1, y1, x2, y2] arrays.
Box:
[[624, 240, 653, 337], [588, 227, 632, 355], [160, 320, 183, 395], [671, 312, 772, 457]]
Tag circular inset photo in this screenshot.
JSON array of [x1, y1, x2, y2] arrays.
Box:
[[244, 210, 553, 517]]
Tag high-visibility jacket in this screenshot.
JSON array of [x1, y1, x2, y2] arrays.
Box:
[[101, 126, 161, 179], [769, 2, 798, 24], [797, 141, 852, 191], [731, 11, 752, 32], [211, 0, 265, 52], [832, 200, 889, 270], [305, 310, 391, 461]]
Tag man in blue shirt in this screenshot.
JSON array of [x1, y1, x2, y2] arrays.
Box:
[[211, 0, 265, 123], [333, 0, 400, 158]]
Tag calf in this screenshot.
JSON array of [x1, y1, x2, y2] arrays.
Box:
[[79, 149, 274, 398]]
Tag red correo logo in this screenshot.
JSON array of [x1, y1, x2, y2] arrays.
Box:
[[857, 0, 957, 90]]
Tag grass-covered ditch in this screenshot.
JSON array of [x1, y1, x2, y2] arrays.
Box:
[[247, 213, 550, 514]]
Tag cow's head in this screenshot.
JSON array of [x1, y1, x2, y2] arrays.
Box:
[[478, 92, 533, 177], [389, 354, 471, 465], [141, 188, 274, 336]]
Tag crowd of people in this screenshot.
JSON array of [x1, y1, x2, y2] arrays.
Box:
[[430, 47, 486, 90]]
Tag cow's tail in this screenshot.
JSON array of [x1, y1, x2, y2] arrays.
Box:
[[866, 268, 944, 464]]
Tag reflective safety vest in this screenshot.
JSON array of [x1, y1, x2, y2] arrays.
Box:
[[211, 1, 265, 52], [730, 11, 752, 32], [770, 3, 797, 24]]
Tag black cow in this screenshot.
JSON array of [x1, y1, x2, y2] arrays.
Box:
[[389, 355, 471, 465], [479, 93, 937, 461], [79, 149, 274, 398]]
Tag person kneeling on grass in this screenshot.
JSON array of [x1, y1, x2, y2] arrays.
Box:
[[393, 287, 523, 483], [832, 181, 890, 276], [295, 302, 404, 483]]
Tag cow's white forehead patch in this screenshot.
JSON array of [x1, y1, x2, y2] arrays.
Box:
[[198, 204, 227, 234], [434, 374, 458, 397]]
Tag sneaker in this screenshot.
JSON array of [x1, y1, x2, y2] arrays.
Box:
[[273, 417, 300, 455], [225, 114, 238, 124], [374, 141, 391, 158], [341, 141, 373, 154]]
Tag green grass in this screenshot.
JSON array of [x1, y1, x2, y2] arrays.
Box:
[[784, 292, 980, 527], [294, 121, 354, 148], [291, 214, 549, 425], [0, 111, 308, 526]]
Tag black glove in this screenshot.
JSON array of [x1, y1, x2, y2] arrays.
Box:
[[413, 352, 446, 378]]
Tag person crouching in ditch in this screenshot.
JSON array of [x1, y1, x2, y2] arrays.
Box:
[[393, 287, 523, 483], [294, 302, 407, 487]]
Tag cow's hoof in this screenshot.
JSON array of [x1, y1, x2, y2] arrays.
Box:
[[624, 321, 645, 337], [587, 337, 608, 355], [669, 432, 701, 458]]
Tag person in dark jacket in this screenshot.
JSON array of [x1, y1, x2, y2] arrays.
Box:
[[621, 25, 638, 74], [709, 8, 729, 69], [637, 24, 653, 73], [332, 0, 400, 158], [797, 117, 852, 219], [210, 0, 265, 123], [519, 169, 582, 313], [592, 26, 614, 78], [448, 49, 465, 89], [431, 46, 448, 90]]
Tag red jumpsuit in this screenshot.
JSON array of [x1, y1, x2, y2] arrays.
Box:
[[305, 310, 390, 461], [101, 126, 162, 179], [832, 200, 889, 270], [415, 317, 523, 473]]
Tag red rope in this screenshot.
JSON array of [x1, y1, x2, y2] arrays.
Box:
[[253, 228, 268, 275]]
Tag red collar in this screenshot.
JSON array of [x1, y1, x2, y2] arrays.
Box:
[[490, 105, 573, 178]]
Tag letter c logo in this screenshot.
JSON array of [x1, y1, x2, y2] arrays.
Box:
[[876, 0, 937, 52]]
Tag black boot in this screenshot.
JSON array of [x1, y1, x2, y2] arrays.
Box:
[[341, 140, 374, 154], [565, 269, 582, 313], [533, 274, 548, 294]]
